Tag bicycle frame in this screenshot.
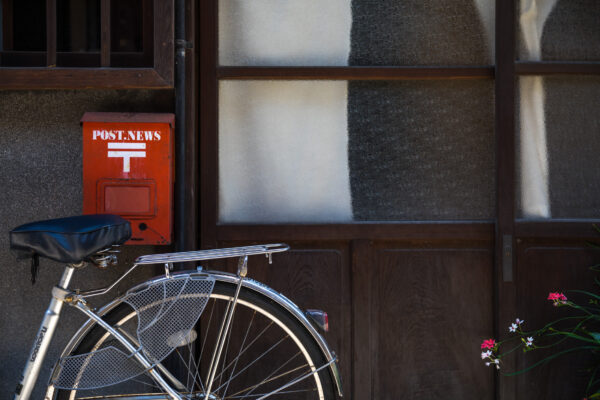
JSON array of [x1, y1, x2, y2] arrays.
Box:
[[15, 267, 74, 400], [16, 244, 344, 400]]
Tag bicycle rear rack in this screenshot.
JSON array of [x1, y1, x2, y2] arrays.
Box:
[[75, 244, 290, 299], [135, 243, 289, 265]]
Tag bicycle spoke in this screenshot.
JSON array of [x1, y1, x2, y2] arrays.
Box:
[[216, 304, 238, 391], [226, 362, 310, 399], [225, 388, 318, 399], [56, 280, 332, 400], [221, 311, 257, 399], [212, 320, 274, 384], [173, 347, 196, 393], [241, 352, 303, 398], [190, 297, 217, 393], [213, 334, 290, 394]]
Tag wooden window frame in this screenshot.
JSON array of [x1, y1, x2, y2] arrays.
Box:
[[0, 0, 173, 89], [200, 1, 600, 245]]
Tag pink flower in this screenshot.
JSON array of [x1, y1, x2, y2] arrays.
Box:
[[481, 339, 496, 350], [548, 292, 567, 306]]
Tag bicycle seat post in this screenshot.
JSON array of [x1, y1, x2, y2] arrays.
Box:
[[15, 265, 75, 400]]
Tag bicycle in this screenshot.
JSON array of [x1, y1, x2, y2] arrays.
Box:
[[10, 214, 343, 400]]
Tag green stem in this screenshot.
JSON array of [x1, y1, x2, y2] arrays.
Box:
[[503, 346, 598, 376]]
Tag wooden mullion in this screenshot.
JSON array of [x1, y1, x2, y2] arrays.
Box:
[[495, 0, 517, 399], [142, 0, 154, 65], [199, 0, 218, 249], [184, 0, 198, 250], [351, 239, 374, 399], [100, 0, 110, 67], [516, 61, 600, 76], [46, 0, 56, 66], [3, 0, 14, 50], [153, 0, 174, 83], [218, 66, 495, 80]]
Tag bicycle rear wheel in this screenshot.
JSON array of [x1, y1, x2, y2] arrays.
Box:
[[52, 280, 336, 399]]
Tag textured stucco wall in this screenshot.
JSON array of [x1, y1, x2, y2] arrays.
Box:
[[0, 89, 173, 398]]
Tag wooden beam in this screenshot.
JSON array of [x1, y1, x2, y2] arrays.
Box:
[[515, 220, 600, 239], [0, 67, 171, 89], [216, 222, 494, 242], [218, 66, 495, 80]]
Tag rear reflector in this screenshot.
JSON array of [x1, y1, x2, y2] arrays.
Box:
[[305, 309, 329, 332]]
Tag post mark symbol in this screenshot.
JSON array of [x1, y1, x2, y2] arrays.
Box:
[[107, 142, 146, 172]]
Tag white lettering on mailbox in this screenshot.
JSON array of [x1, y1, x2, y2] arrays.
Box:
[[107, 142, 146, 172], [92, 130, 161, 141]]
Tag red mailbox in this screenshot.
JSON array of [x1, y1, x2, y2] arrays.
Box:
[[82, 112, 174, 245]]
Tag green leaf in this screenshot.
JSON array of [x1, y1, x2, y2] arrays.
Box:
[[590, 332, 600, 343]]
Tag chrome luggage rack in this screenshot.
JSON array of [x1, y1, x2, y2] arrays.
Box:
[[135, 243, 290, 265], [77, 244, 290, 299]]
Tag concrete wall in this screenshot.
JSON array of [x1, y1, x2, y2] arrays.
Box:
[[0, 89, 173, 398]]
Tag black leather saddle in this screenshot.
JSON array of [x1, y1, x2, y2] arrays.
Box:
[[10, 214, 131, 264]]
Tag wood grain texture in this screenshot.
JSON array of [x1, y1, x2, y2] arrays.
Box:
[[516, 62, 600, 76], [372, 246, 494, 399], [216, 223, 494, 242], [100, 0, 110, 67], [495, 0, 518, 398], [2, 0, 14, 51], [516, 220, 600, 239], [46, 0, 56, 66], [218, 66, 494, 81], [153, 0, 174, 84], [351, 239, 373, 400], [0, 67, 171, 88], [142, 0, 154, 66], [514, 243, 600, 400], [198, 0, 218, 249]]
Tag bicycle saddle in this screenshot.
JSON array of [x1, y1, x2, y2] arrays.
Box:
[[10, 214, 131, 264]]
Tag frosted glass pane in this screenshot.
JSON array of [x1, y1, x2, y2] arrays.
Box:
[[518, 76, 600, 219], [219, 80, 495, 223], [348, 80, 495, 220], [219, 0, 495, 66], [219, 81, 352, 223], [350, 0, 495, 65], [219, 1, 352, 66], [518, 0, 600, 61]]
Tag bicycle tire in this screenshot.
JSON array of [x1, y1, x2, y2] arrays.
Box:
[[52, 279, 336, 400]]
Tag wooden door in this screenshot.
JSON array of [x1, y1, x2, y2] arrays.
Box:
[[198, 1, 600, 399]]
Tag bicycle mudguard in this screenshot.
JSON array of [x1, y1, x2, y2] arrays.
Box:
[[47, 270, 344, 398]]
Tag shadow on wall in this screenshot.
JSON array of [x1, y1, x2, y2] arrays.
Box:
[[0, 89, 173, 398]]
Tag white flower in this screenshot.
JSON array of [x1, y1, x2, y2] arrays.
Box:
[[494, 359, 499, 364], [485, 362, 490, 366], [526, 337, 534, 347], [516, 318, 524, 325], [481, 350, 492, 359], [509, 323, 518, 332]]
